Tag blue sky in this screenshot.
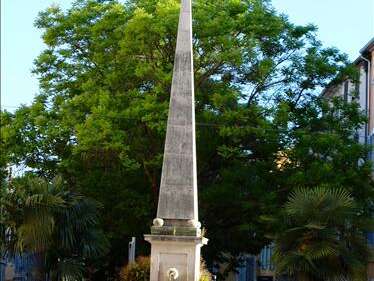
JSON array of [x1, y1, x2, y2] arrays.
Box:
[[1, 0, 374, 110]]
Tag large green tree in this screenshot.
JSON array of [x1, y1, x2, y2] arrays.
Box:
[[1, 0, 373, 279]]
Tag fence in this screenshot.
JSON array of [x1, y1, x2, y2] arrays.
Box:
[[0, 260, 5, 281], [234, 245, 275, 281], [258, 245, 275, 272], [0, 253, 42, 281], [236, 255, 256, 281]]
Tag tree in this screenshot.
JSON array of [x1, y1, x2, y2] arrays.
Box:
[[273, 186, 371, 281], [1, 0, 373, 279], [0, 176, 108, 281]]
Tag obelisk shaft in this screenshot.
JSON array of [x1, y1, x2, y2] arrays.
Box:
[[157, 0, 197, 221], [145, 2, 206, 279]]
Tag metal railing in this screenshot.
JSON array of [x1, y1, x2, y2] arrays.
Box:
[[259, 245, 275, 272], [0, 253, 42, 281]]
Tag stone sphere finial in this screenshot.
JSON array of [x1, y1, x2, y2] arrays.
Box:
[[187, 219, 201, 228], [153, 218, 164, 227], [167, 268, 179, 280]]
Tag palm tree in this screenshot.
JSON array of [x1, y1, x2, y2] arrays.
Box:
[[273, 186, 372, 281], [1, 176, 108, 281]]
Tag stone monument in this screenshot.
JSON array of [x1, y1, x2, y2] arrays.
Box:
[[144, 0, 207, 280]]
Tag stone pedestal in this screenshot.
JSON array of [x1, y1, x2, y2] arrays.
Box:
[[144, 235, 208, 281]]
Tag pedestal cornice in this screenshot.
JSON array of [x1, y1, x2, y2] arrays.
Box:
[[144, 234, 208, 245]]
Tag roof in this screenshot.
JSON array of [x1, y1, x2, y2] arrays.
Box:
[[352, 37, 374, 64], [360, 37, 374, 56]]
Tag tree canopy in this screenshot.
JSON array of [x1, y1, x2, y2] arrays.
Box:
[[1, 0, 373, 280]]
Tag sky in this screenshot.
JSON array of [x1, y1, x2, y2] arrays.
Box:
[[1, 0, 374, 111]]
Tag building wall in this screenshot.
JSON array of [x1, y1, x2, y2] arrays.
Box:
[[370, 50, 374, 135], [323, 63, 368, 145], [358, 64, 369, 144]]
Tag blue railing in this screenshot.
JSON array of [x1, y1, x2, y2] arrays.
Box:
[[259, 245, 275, 272], [368, 232, 374, 246], [0, 253, 42, 281], [234, 246, 275, 281], [236, 255, 256, 281], [0, 260, 5, 281]]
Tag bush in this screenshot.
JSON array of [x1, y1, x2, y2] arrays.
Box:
[[119, 257, 150, 281], [118, 257, 212, 281], [200, 259, 213, 281]]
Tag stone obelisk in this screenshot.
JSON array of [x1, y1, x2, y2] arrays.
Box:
[[144, 0, 207, 280]]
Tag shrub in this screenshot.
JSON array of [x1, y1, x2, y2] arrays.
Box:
[[119, 256, 150, 281], [118, 257, 212, 281], [200, 259, 213, 281]]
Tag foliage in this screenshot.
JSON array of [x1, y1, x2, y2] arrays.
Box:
[[1, 0, 373, 279], [0, 176, 108, 281], [273, 186, 372, 281], [200, 259, 213, 281], [119, 256, 150, 281], [118, 257, 212, 281]]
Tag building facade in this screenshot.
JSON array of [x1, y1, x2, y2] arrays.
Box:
[[322, 38, 374, 145], [323, 37, 374, 280]]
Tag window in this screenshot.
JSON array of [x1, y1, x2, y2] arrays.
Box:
[[344, 81, 349, 102]]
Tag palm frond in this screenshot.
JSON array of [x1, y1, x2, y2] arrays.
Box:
[[274, 185, 369, 281]]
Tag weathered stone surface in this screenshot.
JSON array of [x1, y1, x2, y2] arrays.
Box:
[[151, 225, 200, 236], [145, 1, 207, 280], [157, 0, 198, 221], [144, 235, 207, 281]]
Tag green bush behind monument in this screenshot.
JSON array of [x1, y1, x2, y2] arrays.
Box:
[[119, 257, 212, 281]]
